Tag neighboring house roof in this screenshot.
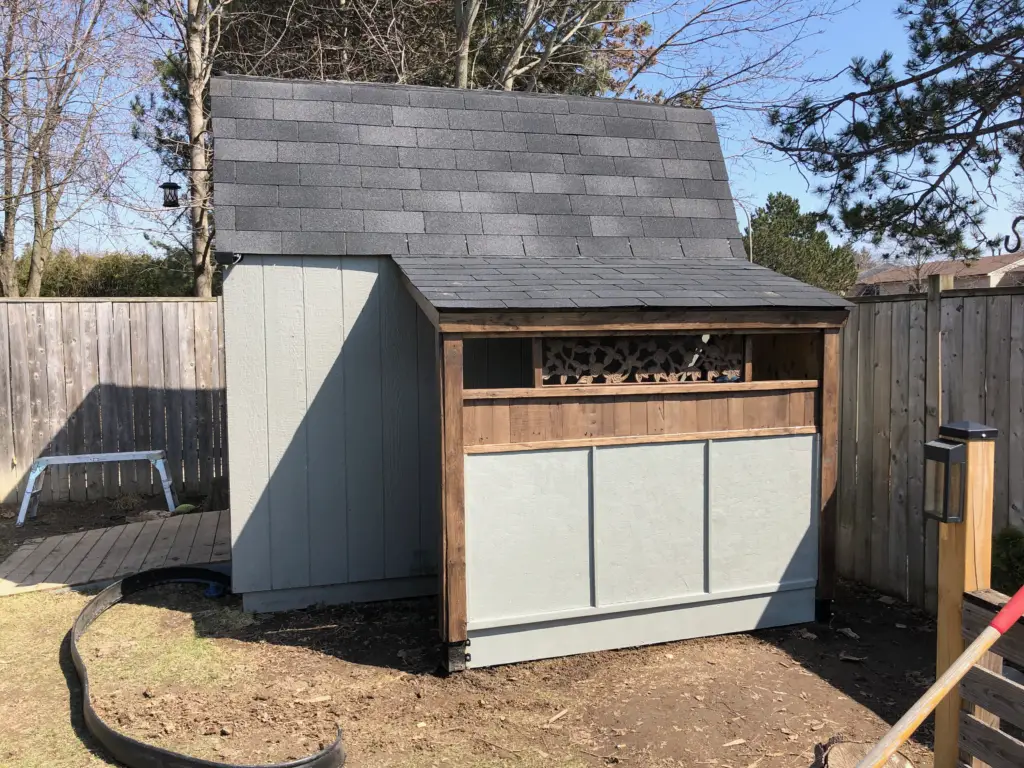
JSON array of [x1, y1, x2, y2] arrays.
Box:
[[857, 253, 1024, 285], [211, 75, 847, 311], [395, 255, 848, 310]]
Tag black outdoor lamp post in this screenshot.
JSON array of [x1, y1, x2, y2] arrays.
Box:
[[160, 180, 181, 208]]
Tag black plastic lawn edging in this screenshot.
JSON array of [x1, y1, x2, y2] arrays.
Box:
[[69, 565, 346, 768]]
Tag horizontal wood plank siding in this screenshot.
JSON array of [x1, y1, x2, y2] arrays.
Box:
[[464, 387, 818, 449], [0, 299, 227, 504]]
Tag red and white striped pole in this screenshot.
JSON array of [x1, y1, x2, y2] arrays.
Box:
[[855, 585, 1024, 768]]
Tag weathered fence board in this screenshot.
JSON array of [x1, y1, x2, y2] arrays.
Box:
[[0, 299, 227, 504], [839, 288, 1024, 609]]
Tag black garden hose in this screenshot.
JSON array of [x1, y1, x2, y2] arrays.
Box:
[[69, 566, 346, 768]]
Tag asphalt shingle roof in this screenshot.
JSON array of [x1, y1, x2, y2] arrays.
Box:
[[394, 255, 851, 310], [211, 75, 849, 311]]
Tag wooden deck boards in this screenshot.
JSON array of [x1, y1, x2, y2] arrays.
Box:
[[0, 510, 230, 596]]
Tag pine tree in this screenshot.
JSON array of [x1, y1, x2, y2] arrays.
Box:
[[766, 0, 1024, 261], [746, 193, 858, 294]]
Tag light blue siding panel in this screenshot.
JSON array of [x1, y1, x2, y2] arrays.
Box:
[[416, 310, 440, 574], [465, 449, 592, 622], [594, 442, 707, 605], [224, 259, 272, 592], [263, 257, 311, 590], [381, 260, 423, 578], [304, 257, 349, 586], [342, 257, 386, 581], [708, 435, 818, 592]]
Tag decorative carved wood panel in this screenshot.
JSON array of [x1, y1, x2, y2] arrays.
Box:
[[542, 335, 743, 385]]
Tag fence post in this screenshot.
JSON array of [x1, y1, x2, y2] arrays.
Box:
[[924, 273, 953, 612], [933, 422, 996, 768]]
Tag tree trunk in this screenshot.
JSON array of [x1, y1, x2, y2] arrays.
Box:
[[454, 0, 480, 89], [0, 240, 17, 298], [187, 0, 213, 297]]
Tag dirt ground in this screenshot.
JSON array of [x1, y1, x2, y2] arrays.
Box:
[[0, 495, 207, 563], [0, 578, 935, 768]]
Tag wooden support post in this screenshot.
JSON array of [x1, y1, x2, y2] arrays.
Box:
[[440, 334, 468, 671], [531, 337, 543, 388], [743, 335, 754, 382], [817, 328, 840, 620], [924, 273, 954, 612], [934, 423, 997, 768]]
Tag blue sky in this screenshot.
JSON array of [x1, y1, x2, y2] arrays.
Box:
[[692, 0, 1019, 253]]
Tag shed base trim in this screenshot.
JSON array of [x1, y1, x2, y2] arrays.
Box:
[[241, 575, 436, 613], [465, 587, 815, 668]]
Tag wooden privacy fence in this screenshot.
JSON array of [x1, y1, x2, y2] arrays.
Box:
[[0, 298, 227, 505], [837, 282, 1024, 611]]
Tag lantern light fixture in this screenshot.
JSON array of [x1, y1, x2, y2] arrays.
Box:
[[160, 180, 181, 208], [923, 438, 966, 523]]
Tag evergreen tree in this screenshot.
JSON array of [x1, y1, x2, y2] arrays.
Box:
[[745, 193, 858, 294], [766, 0, 1024, 261]]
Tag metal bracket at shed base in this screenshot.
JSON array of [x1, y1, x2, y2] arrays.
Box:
[[815, 598, 833, 624], [444, 640, 470, 672]]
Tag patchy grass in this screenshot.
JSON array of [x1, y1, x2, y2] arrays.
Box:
[[0, 581, 936, 767]]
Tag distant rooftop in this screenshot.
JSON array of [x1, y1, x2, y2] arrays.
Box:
[[857, 253, 1024, 285]]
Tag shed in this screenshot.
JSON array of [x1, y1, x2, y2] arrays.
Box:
[[211, 75, 850, 670]]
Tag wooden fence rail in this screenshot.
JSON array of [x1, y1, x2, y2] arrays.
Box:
[[0, 298, 227, 505], [838, 284, 1024, 611], [958, 589, 1024, 768]]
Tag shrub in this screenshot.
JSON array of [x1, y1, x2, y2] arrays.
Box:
[[992, 527, 1024, 595]]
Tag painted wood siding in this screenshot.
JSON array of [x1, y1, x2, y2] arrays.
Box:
[[463, 434, 818, 666], [224, 255, 439, 594]]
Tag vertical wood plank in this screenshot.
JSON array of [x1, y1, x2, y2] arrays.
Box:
[[743, 335, 753, 381], [381, 260, 422, 579], [417, 310, 440, 575], [870, 302, 893, 590], [304, 257, 348, 587], [42, 304, 68, 501], [1009, 296, 1024, 529], [819, 329, 840, 607], [343, 258, 385, 583], [162, 303, 183, 492], [78, 303, 102, 500], [129, 303, 152, 495], [112, 303, 136, 495], [61, 303, 87, 501], [985, 295, 1010, 534], [223, 260, 272, 593], [888, 301, 910, 600], [178, 302, 199, 494], [193, 302, 215, 495], [25, 305, 52, 499], [646, 395, 666, 434], [146, 304, 166, 493], [837, 306, 859, 579], [532, 338, 543, 387], [441, 334, 466, 646], [925, 276, 952, 612], [0, 305, 17, 504], [263, 257, 310, 590], [907, 300, 928, 607], [96, 302, 118, 497], [941, 294, 963, 423], [961, 295, 987, 423]]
